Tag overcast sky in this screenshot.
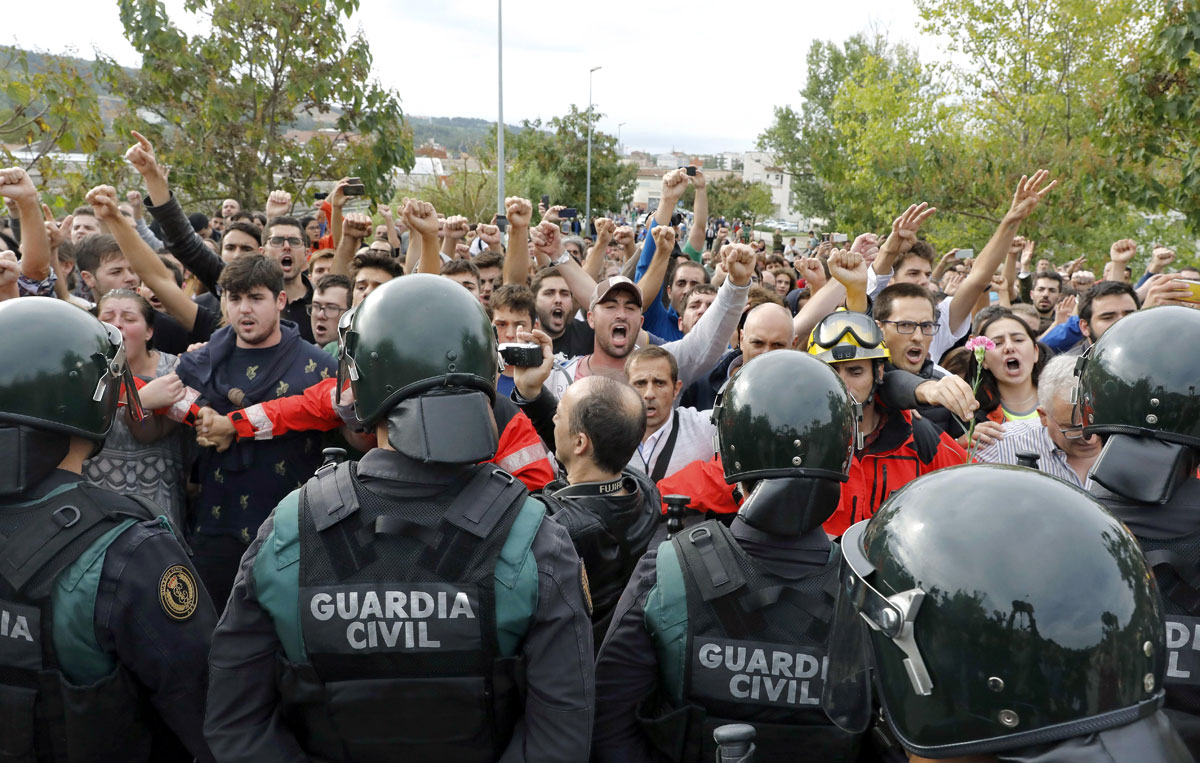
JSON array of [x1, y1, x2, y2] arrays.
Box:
[[8, 0, 931, 155]]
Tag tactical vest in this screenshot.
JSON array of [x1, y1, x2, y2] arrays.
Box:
[[1097, 479, 1200, 754], [0, 482, 159, 763], [638, 520, 862, 762], [276, 461, 531, 763]]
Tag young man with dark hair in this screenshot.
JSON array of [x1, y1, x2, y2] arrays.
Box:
[[174, 253, 336, 607], [678, 283, 718, 335], [1030, 269, 1064, 333], [1040, 280, 1141, 355], [440, 258, 482, 300], [310, 273, 351, 348], [260, 215, 315, 336], [350, 250, 403, 306], [491, 283, 539, 398], [473, 250, 503, 305], [69, 205, 102, 243], [532, 265, 595, 358], [74, 233, 139, 302]]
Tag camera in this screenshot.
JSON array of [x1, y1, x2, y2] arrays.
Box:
[[559, 208, 578, 219], [313, 191, 329, 200], [343, 177, 366, 197], [499, 342, 543, 367]]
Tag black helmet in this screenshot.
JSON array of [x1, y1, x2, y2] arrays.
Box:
[[1076, 305, 1200, 449], [712, 351, 858, 535], [0, 297, 141, 441], [339, 274, 500, 463], [823, 464, 1165, 758]]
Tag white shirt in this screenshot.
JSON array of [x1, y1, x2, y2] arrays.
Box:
[[628, 406, 717, 480]]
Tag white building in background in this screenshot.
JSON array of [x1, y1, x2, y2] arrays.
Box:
[[740, 151, 801, 227], [392, 157, 447, 192]]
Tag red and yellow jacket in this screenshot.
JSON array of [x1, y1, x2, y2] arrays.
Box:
[[132, 375, 554, 492], [656, 408, 967, 537]]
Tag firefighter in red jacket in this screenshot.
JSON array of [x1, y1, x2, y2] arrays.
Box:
[[659, 312, 967, 536]]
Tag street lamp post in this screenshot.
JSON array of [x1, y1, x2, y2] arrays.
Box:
[[496, 0, 505, 219], [585, 65, 601, 233], [617, 122, 626, 154]]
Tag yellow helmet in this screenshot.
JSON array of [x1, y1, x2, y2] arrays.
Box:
[[807, 310, 891, 364]]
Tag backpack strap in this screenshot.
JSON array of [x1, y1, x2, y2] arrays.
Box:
[[0, 484, 150, 598], [421, 466, 529, 579], [673, 521, 763, 639], [304, 461, 360, 532]]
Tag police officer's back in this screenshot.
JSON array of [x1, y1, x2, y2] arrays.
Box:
[[823, 465, 1189, 762], [0, 298, 216, 762], [1077, 305, 1200, 755], [593, 351, 863, 762], [204, 275, 595, 762]]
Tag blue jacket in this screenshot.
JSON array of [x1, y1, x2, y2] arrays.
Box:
[[634, 219, 684, 341]]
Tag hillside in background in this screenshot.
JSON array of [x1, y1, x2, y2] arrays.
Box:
[[4, 47, 518, 156]]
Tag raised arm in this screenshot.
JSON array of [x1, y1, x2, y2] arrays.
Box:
[[827, 248, 870, 313], [531, 220, 596, 307], [379, 204, 402, 253], [583, 217, 614, 281], [872, 202, 937, 277], [127, 131, 227, 294], [686, 169, 708, 257], [635, 169, 690, 281], [331, 212, 372, 277], [948, 170, 1057, 329], [0, 167, 51, 282], [501, 197, 534, 286], [87, 184, 199, 330], [637, 225, 675, 309], [401, 198, 441, 275]]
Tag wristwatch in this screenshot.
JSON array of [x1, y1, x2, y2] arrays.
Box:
[[553, 251, 572, 266]]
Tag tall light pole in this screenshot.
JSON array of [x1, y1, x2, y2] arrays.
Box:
[[496, 0, 505, 219], [585, 65, 601, 232], [617, 122, 626, 154]]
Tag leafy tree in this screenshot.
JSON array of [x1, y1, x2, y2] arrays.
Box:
[[417, 166, 497, 222], [97, 0, 413, 209], [0, 47, 114, 207], [706, 175, 775, 226], [491, 105, 636, 215], [1103, 2, 1200, 229]]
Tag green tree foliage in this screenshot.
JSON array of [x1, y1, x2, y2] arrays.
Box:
[[1103, 2, 1200, 227], [97, 0, 413, 209], [758, 2, 1187, 265], [0, 47, 114, 207], [417, 166, 498, 222], [706, 176, 776, 226], [492, 105, 636, 214]]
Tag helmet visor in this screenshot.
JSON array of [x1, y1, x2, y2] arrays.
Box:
[[811, 311, 883, 351], [96, 321, 144, 423], [823, 520, 933, 733]]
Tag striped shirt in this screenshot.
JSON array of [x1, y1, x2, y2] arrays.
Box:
[[974, 420, 1093, 489]]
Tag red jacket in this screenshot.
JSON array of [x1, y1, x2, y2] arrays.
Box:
[[223, 376, 555, 492], [656, 408, 967, 537]]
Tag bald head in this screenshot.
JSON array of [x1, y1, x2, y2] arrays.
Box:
[[557, 376, 646, 475], [740, 303, 796, 364]]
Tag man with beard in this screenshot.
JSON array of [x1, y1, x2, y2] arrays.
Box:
[[974, 355, 1101, 486], [532, 266, 596, 358], [545, 275, 644, 398], [1028, 270, 1063, 333], [1039, 280, 1141, 354]]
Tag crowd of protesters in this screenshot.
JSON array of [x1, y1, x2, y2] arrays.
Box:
[[1, 126, 1199, 759]]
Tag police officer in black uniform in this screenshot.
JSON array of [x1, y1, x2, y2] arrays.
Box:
[[204, 274, 595, 762], [823, 464, 1190, 763], [592, 350, 865, 762], [1076, 305, 1200, 755], [0, 297, 216, 762]]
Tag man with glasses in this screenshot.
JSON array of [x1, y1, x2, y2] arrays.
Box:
[[261, 216, 316, 341], [308, 273, 350, 349], [974, 355, 1099, 486]]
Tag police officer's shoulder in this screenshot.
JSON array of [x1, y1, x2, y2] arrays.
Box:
[[250, 488, 303, 577], [100, 513, 208, 625]]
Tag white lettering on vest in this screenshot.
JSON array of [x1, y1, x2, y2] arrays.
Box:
[[0, 609, 33, 642]]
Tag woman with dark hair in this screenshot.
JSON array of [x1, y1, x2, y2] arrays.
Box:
[[963, 306, 1048, 448], [774, 267, 796, 298], [300, 215, 321, 253], [85, 289, 189, 526]]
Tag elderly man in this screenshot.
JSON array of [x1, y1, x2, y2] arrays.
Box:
[[974, 355, 1101, 486]]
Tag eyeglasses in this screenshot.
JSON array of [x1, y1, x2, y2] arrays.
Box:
[[267, 236, 305, 248], [306, 302, 347, 318], [1051, 420, 1089, 441], [879, 320, 938, 336]]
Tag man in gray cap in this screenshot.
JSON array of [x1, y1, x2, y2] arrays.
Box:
[[547, 275, 646, 398]]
